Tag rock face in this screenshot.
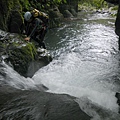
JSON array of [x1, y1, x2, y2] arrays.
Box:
[[59, 0, 78, 18], [115, 92, 120, 113], [0, 0, 23, 33], [115, 1, 120, 37], [104, 0, 120, 36]]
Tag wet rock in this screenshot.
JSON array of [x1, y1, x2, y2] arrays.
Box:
[[48, 8, 64, 28], [0, 85, 91, 120], [8, 10, 23, 33], [62, 10, 74, 18], [59, 4, 78, 18], [115, 92, 120, 113], [70, 8, 78, 17], [104, 0, 120, 36], [0, 30, 52, 77]]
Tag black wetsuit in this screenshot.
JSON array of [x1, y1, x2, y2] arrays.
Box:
[[25, 17, 47, 49]]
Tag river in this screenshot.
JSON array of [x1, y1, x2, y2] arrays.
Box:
[[0, 11, 120, 119]]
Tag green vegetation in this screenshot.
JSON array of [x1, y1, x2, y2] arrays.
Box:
[[6, 42, 37, 76], [78, 0, 108, 11], [19, 0, 30, 10]]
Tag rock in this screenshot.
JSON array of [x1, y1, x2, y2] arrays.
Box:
[[63, 10, 74, 18], [48, 8, 64, 28], [0, 30, 52, 77], [115, 92, 120, 113], [0, 85, 91, 120], [0, 0, 23, 33], [70, 8, 78, 17], [8, 10, 23, 33], [59, 4, 78, 18], [115, 4, 120, 37], [104, 0, 120, 36]]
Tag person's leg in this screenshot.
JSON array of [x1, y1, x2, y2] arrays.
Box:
[[39, 41, 46, 49], [39, 29, 47, 42], [38, 29, 47, 49], [34, 35, 46, 49]]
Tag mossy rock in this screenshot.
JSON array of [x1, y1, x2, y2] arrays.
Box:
[[0, 0, 24, 32], [5, 41, 52, 77], [0, 30, 52, 77], [63, 10, 74, 18], [6, 42, 37, 76]]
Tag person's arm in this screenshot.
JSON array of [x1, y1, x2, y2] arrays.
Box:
[[25, 18, 43, 41], [29, 18, 43, 38]]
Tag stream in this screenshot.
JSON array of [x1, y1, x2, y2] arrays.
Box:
[[0, 11, 120, 119]]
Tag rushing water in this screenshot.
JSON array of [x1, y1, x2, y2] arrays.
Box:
[[1, 12, 120, 119], [33, 12, 120, 119]]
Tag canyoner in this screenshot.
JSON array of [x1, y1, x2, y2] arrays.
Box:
[[23, 8, 49, 49]]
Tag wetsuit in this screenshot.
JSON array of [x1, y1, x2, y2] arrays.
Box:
[[25, 9, 48, 48]]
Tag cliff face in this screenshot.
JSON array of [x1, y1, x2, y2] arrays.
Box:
[[0, 0, 23, 33]]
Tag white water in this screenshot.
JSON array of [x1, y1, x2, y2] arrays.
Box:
[[0, 61, 37, 90], [32, 13, 120, 117], [32, 53, 119, 112]]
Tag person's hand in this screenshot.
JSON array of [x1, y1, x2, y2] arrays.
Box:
[[24, 37, 30, 41], [43, 26, 46, 30]]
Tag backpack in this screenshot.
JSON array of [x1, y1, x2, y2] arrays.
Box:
[[31, 9, 49, 24]]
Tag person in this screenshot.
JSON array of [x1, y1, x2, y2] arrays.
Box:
[[24, 8, 49, 49]]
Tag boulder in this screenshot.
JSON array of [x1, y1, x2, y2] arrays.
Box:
[[63, 10, 74, 18], [0, 30, 52, 77], [0, 85, 91, 120], [48, 7, 64, 28], [59, 4, 78, 18], [115, 3, 120, 37]]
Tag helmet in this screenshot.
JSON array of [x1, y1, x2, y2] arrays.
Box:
[[24, 12, 32, 21]]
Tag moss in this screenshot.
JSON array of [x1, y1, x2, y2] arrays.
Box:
[[19, 0, 30, 11], [78, 0, 108, 11], [0, 0, 24, 31], [5, 41, 37, 76], [21, 43, 37, 60], [7, 0, 14, 11]]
